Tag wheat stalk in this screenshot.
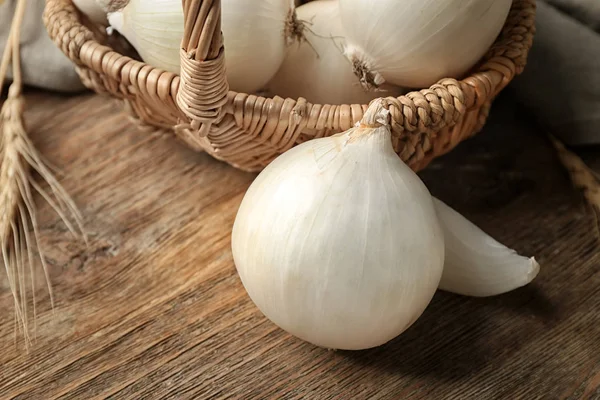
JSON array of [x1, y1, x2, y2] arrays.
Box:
[[1, 0, 85, 348], [549, 135, 600, 238]]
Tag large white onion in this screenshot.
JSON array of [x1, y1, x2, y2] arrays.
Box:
[[339, 0, 512, 89], [269, 0, 402, 104], [108, 0, 291, 93], [232, 99, 444, 350]]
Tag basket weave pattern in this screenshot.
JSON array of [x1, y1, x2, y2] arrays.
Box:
[[43, 0, 536, 172]]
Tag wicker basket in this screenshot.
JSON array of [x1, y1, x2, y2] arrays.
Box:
[[43, 0, 536, 172]]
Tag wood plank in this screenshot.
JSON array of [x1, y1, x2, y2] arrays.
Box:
[[0, 90, 598, 399]]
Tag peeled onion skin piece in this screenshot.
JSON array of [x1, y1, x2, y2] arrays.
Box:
[[433, 198, 540, 297]]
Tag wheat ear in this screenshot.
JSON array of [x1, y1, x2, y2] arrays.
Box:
[[549, 135, 600, 237], [1, 0, 85, 348]]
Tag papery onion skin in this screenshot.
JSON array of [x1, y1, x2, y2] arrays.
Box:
[[108, 0, 290, 93], [108, 0, 184, 73], [268, 0, 403, 105], [232, 100, 444, 350], [433, 198, 540, 297], [339, 0, 512, 89], [221, 0, 290, 93]]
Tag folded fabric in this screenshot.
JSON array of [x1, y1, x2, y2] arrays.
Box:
[[511, 1, 600, 145], [544, 0, 600, 31], [1, 0, 85, 92]]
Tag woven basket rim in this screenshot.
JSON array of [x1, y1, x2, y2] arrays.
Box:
[[43, 0, 536, 171], [46, 0, 534, 108]]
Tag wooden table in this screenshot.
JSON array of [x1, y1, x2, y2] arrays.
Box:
[[1, 90, 599, 399]]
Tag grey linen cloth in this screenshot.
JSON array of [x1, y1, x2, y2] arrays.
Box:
[[545, 0, 600, 31], [511, 0, 600, 145], [1, 0, 84, 92]]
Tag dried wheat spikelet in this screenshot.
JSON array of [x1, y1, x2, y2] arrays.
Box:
[[549, 135, 600, 236], [1, 0, 84, 348]]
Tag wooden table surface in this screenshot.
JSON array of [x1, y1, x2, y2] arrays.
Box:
[[1, 89, 599, 399]]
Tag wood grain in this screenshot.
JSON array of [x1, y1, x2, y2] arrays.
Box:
[[0, 89, 599, 399]]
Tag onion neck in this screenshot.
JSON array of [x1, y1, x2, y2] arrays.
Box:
[[344, 44, 385, 91], [360, 98, 390, 128], [284, 8, 305, 46], [347, 99, 392, 143]]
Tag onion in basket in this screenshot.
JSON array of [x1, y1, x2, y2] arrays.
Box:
[[108, 0, 292, 93], [268, 0, 402, 104], [339, 0, 512, 89]]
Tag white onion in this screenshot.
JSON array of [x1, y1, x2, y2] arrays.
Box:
[[108, 0, 291, 93], [108, 0, 182, 73], [221, 0, 291, 93], [339, 0, 512, 89], [232, 99, 444, 350], [269, 0, 403, 104]]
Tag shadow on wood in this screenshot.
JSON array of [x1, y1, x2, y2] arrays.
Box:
[[341, 284, 559, 382]]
